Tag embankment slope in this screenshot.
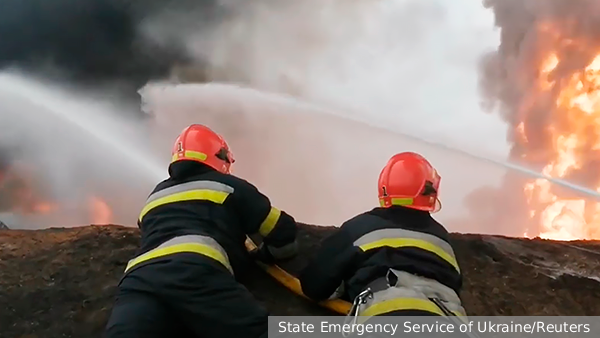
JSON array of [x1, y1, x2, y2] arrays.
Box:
[[1, 224, 600, 337]]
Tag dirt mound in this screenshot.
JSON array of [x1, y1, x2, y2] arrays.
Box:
[[1, 224, 600, 338]]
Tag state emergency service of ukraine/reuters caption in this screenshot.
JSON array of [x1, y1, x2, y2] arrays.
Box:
[[277, 320, 592, 336]]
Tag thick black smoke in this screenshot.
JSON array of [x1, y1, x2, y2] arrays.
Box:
[[0, 0, 227, 100]]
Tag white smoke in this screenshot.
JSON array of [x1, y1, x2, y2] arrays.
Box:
[[140, 0, 510, 231], [142, 0, 505, 158]]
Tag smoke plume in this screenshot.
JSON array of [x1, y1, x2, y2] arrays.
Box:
[[0, 0, 228, 99], [474, 0, 600, 239]]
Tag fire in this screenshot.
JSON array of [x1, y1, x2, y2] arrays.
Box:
[[0, 166, 56, 215], [32, 202, 57, 214], [519, 23, 600, 240], [0, 164, 114, 227], [89, 196, 113, 225]]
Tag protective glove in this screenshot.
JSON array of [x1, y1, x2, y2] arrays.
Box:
[[248, 243, 276, 265]]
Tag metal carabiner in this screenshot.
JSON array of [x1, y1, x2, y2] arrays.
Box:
[[342, 287, 373, 337]]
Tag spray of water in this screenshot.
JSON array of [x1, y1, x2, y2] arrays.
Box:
[[0, 70, 164, 228], [140, 82, 600, 235], [0, 72, 165, 180], [1, 68, 596, 234], [373, 125, 600, 202], [141, 80, 600, 201]]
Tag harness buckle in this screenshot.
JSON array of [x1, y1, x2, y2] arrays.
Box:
[[342, 287, 374, 337]]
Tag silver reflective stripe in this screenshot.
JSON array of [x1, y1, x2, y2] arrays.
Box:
[[145, 180, 235, 203], [359, 285, 467, 317], [155, 234, 229, 256], [389, 269, 462, 306], [357, 270, 467, 318], [366, 285, 427, 307], [125, 234, 234, 275], [353, 228, 458, 268], [266, 241, 298, 260], [353, 228, 454, 256]]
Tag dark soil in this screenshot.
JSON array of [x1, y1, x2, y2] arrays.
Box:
[[1, 224, 600, 338]]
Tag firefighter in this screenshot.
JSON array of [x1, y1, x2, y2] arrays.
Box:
[[105, 124, 298, 338], [298, 151, 466, 319]]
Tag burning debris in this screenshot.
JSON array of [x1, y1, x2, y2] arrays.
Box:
[[0, 159, 116, 228], [0, 162, 52, 214], [477, 0, 600, 240]]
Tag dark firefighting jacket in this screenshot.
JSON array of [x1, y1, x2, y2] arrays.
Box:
[[123, 161, 298, 279], [298, 206, 462, 307]]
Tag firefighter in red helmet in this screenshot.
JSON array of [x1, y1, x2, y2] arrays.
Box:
[[299, 152, 466, 318], [105, 124, 298, 338]]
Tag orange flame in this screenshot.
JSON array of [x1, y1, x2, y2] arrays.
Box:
[[32, 202, 58, 214], [520, 23, 600, 240], [89, 196, 113, 225], [1, 164, 115, 226]]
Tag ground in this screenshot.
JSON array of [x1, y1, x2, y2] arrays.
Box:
[[1, 224, 600, 338]]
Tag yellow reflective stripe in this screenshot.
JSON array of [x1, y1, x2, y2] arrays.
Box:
[[138, 190, 229, 222], [360, 298, 464, 318], [145, 181, 234, 204], [358, 238, 460, 273], [258, 207, 281, 237], [354, 228, 460, 274], [124, 242, 233, 274], [139, 181, 234, 222], [172, 150, 208, 163], [361, 297, 445, 317], [379, 197, 414, 207]]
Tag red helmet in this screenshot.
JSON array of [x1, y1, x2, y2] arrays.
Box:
[[377, 152, 441, 212], [171, 124, 235, 174]]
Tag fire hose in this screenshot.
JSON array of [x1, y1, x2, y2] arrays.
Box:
[[244, 237, 352, 315]]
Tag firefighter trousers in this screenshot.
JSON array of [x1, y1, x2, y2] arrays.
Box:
[[355, 269, 466, 317], [104, 254, 269, 338]]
